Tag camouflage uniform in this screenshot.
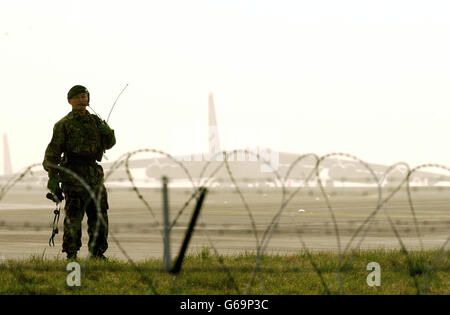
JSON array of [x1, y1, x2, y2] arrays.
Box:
[[43, 110, 116, 257]]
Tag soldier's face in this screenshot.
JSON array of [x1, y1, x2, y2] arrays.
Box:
[[68, 93, 89, 109]]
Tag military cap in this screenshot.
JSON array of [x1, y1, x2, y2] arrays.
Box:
[[67, 85, 90, 101]]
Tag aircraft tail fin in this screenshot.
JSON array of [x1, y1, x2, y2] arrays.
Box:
[[208, 92, 221, 154], [3, 133, 13, 175]]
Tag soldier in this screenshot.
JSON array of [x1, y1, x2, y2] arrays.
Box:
[[43, 85, 116, 260]]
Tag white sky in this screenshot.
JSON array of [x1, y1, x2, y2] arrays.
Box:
[[1, 0, 450, 173]]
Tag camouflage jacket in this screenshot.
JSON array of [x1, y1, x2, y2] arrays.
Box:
[[43, 110, 116, 188]]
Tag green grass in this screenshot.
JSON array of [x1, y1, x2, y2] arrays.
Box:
[[0, 248, 448, 294]]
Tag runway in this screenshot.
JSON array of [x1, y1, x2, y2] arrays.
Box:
[[0, 186, 448, 261]]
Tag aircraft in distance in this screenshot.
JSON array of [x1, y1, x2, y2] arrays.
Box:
[[1, 94, 450, 190], [136, 93, 450, 188]]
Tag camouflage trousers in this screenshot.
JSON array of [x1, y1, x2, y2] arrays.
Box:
[[62, 185, 109, 256]]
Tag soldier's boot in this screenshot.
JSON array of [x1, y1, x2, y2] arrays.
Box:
[[89, 251, 107, 261], [66, 252, 78, 260], [94, 254, 108, 261]]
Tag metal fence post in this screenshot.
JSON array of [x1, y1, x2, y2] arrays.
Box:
[[171, 187, 208, 274], [162, 176, 171, 272]]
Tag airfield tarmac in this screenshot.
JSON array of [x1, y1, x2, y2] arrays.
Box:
[[0, 185, 449, 261]]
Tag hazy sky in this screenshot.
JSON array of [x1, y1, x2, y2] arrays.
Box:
[[1, 0, 450, 173]]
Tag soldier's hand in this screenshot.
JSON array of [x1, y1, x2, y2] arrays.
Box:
[[99, 121, 113, 136], [47, 178, 64, 203]]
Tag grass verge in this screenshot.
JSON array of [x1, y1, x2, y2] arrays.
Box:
[[0, 248, 448, 294]]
